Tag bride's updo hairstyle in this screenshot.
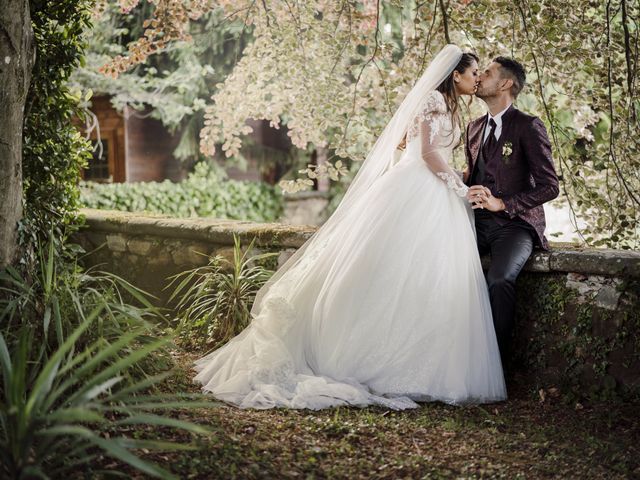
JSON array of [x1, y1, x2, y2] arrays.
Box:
[[436, 52, 479, 128]]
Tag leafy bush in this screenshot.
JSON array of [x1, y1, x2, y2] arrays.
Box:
[[21, 0, 94, 271], [168, 235, 276, 349], [80, 162, 284, 222]]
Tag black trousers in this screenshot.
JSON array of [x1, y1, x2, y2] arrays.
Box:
[[474, 210, 534, 362]]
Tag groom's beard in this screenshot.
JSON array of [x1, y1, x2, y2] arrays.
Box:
[[475, 91, 490, 103], [475, 87, 495, 102], [475, 86, 490, 99]]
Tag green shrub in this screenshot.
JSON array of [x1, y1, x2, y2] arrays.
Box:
[[21, 0, 94, 271], [167, 235, 277, 349], [80, 162, 284, 222]]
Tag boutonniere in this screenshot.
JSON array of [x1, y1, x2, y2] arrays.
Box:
[[502, 141, 513, 164]]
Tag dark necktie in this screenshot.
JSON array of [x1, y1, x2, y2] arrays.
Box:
[[483, 118, 497, 158], [470, 117, 496, 186]]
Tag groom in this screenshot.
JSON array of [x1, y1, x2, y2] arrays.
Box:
[[463, 56, 559, 363]]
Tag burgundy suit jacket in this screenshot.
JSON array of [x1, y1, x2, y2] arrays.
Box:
[[464, 105, 560, 250]]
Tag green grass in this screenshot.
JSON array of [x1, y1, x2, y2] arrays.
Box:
[[90, 353, 639, 479]]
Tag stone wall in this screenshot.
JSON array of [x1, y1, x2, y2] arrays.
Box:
[[75, 209, 314, 305], [74, 209, 640, 400]]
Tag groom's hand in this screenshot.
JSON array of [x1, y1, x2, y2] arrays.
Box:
[[467, 186, 506, 212]]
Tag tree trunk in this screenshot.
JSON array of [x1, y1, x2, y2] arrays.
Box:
[[0, 0, 34, 268]]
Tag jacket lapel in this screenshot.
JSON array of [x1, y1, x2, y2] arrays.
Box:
[[468, 115, 487, 172]]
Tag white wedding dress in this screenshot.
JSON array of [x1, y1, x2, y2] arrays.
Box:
[[194, 90, 507, 410]]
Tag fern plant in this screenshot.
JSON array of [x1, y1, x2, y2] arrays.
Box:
[[168, 235, 277, 349]]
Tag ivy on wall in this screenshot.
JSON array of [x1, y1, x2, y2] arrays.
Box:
[[513, 274, 640, 402]]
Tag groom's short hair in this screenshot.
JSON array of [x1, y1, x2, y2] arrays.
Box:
[[494, 57, 526, 98]]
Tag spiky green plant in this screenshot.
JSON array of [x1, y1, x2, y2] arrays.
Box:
[[0, 237, 169, 378], [0, 305, 213, 479], [168, 235, 277, 349]]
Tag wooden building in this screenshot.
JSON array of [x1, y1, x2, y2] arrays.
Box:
[[81, 96, 183, 183], [81, 95, 292, 185]]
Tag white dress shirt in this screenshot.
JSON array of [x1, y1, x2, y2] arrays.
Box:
[[483, 104, 512, 144]]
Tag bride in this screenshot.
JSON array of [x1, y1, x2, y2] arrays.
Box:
[[194, 45, 507, 410]]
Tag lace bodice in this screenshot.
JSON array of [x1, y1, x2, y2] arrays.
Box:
[[405, 90, 467, 197], [407, 90, 460, 149]]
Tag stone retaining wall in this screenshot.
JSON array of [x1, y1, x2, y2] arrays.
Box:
[[74, 209, 640, 400]]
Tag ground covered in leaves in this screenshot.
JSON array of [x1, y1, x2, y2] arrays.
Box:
[[117, 353, 639, 479]]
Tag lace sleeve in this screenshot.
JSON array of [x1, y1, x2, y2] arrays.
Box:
[[418, 93, 469, 198], [407, 91, 447, 142]]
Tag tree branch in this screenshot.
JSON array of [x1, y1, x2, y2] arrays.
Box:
[[418, 0, 439, 74], [338, 0, 382, 153], [516, 0, 586, 242], [438, 0, 450, 44], [605, 0, 640, 207], [621, 0, 637, 123]]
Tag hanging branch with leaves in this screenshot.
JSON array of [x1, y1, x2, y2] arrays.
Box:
[[95, 0, 639, 248]]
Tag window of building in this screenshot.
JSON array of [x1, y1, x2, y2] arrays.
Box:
[[85, 139, 112, 182]]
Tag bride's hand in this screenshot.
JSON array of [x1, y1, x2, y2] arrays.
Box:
[[468, 186, 505, 212]]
